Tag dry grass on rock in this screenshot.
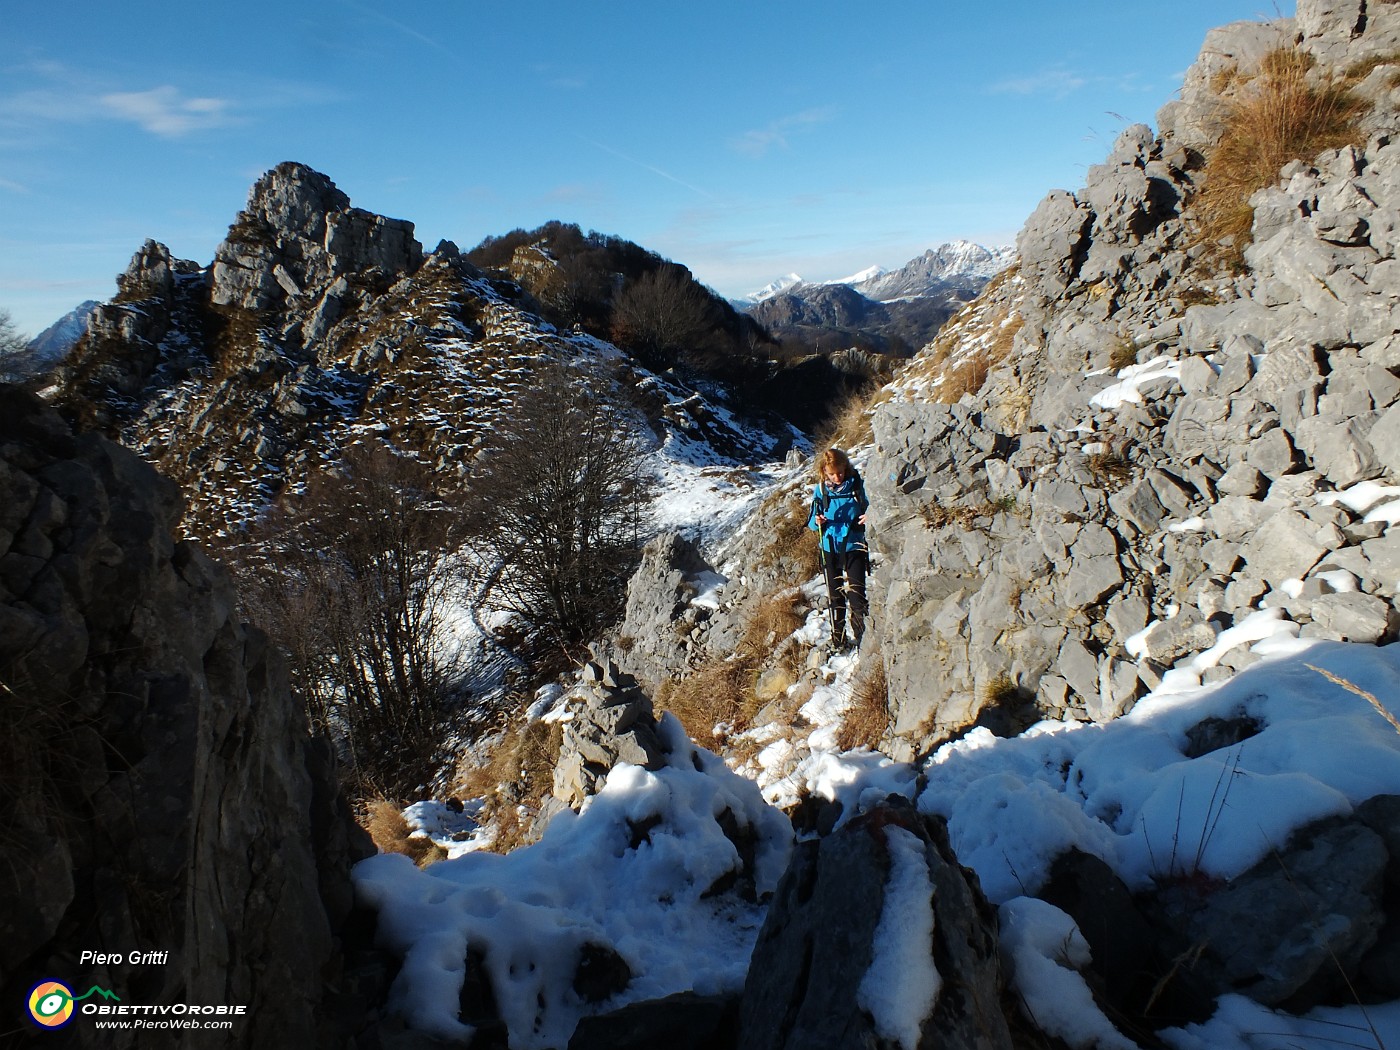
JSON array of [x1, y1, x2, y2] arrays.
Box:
[[836, 658, 890, 751], [659, 590, 808, 742], [1196, 47, 1365, 265]]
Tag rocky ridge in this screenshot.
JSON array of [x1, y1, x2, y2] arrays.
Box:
[[53, 165, 795, 544], [611, 0, 1399, 768]]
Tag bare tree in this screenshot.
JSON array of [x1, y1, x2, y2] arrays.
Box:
[[610, 265, 722, 370], [0, 309, 32, 383], [233, 443, 465, 796], [465, 361, 651, 651]]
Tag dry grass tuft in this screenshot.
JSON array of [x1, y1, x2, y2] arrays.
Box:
[[659, 589, 809, 741], [1109, 337, 1139, 371], [453, 719, 563, 854], [755, 490, 823, 585], [1196, 48, 1365, 266], [1306, 664, 1400, 736], [657, 658, 756, 743], [1342, 50, 1400, 84], [1086, 449, 1134, 484], [935, 309, 1024, 406], [741, 591, 807, 659], [362, 799, 449, 867], [837, 659, 890, 751], [982, 672, 1022, 709], [816, 384, 878, 450], [940, 356, 992, 403]]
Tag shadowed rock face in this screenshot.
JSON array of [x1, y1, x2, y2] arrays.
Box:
[[0, 386, 368, 1049], [738, 798, 1012, 1050]]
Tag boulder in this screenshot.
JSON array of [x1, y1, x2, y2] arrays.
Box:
[[1146, 816, 1388, 1009], [738, 799, 1012, 1050]]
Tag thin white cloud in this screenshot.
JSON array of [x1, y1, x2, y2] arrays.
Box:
[[342, 0, 454, 56], [0, 177, 30, 194], [0, 63, 239, 139], [988, 68, 1088, 99], [579, 137, 713, 200], [541, 182, 606, 205], [730, 107, 839, 158], [100, 86, 234, 137]]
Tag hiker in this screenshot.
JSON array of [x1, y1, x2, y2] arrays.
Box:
[[807, 447, 870, 650]]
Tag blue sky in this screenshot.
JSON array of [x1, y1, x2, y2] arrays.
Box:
[[2, 2, 1291, 336]]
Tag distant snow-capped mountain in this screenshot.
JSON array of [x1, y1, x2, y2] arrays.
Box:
[[29, 300, 99, 359], [738, 240, 1014, 308], [853, 240, 1014, 302], [824, 264, 885, 289], [737, 240, 1016, 356]]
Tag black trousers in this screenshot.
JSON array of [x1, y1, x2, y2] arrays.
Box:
[[822, 548, 868, 637]]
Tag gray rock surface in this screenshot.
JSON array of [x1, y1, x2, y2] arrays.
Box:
[[0, 387, 368, 1049], [738, 799, 1012, 1050], [1147, 816, 1388, 1009]]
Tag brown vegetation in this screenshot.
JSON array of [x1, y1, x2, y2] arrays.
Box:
[[455, 718, 565, 854], [361, 799, 448, 867], [755, 489, 824, 586], [232, 442, 466, 799], [836, 658, 890, 751], [657, 590, 808, 741], [1196, 48, 1365, 265]]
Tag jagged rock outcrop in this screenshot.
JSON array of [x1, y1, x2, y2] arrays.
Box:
[[738, 798, 1012, 1050], [0, 386, 368, 1048], [53, 162, 797, 548], [544, 660, 668, 813], [211, 161, 423, 322], [861, 0, 1400, 757], [613, 533, 716, 693]]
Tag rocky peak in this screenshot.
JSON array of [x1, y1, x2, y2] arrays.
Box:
[[115, 238, 186, 303], [211, 161, 424, 315]]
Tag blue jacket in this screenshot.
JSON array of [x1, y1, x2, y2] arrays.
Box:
[[807, 472, 869, 553]]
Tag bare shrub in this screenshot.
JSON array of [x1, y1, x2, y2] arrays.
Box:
[[837, 658, 890, 751], [1196, 48, 1365, 264], [1109, 337, 1138, 371], [233, 442, 465, 798], [465, 360, 650, 653], [610, 265, 724, 370]]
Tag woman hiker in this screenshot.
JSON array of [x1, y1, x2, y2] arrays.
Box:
[[807, 447, 870, 651]]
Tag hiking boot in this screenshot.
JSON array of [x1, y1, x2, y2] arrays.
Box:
[[849, 609, 865, 648]]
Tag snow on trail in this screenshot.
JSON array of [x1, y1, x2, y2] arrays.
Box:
[[354, 393, 1400, 1048]]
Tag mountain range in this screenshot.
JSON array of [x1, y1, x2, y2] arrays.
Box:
[[737, 239, 1015, 355], [735, 239, 1015, 306]]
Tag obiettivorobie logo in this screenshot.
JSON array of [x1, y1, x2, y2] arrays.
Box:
[[27, 981, 120, 1029]]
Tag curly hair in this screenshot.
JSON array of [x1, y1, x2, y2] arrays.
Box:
[[817, 447, 853, 480]]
